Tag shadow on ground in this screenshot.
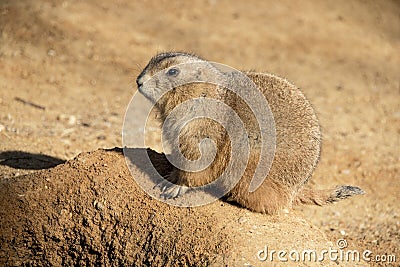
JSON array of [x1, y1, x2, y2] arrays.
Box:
[[0, 151, 65, 170]]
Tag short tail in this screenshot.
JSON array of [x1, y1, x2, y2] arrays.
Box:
[[294, 185, 365, 206]]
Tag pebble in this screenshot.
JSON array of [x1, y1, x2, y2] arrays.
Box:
[[341, 169, 351, 175], [68, 115, 76, 125], [238, 216, 247, 224], [57, 114, 77, 125], [93, 200, 104, 211], [47, 49, 56, 57]]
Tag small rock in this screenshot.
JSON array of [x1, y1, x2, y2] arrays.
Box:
[[47, 49, 56, 57], [333, 211, 341, 217], [57, 114, 77, 126], [336, 84, 344, 90], [97, 135, 106, 140], [238, 216, 247, 224], [68, 115, 76, 125], [57, 114, 67, 121], [341, 169, 351, 175], [93, 200, 104, 211]]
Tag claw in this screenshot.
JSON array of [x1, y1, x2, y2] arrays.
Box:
[[153, 179, 169, 191]]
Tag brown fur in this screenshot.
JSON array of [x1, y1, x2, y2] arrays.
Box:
[[136, 52, 364, 214]]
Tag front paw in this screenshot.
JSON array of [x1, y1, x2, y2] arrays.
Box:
[[159, 182, 189, 199], [154, 174, 189, 200]]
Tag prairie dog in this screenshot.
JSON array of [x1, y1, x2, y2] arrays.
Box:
[[136, 52, 364, 214]]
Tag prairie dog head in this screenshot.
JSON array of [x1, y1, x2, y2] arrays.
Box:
[[136, 52, 223, 110]]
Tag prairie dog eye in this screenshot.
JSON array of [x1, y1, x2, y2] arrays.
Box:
[[166, 68, 180, 77]]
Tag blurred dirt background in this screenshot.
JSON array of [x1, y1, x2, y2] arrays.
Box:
[[0, 0, 399, 265]]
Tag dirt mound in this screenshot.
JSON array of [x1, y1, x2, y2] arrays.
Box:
[[1, 148, 346, 266]]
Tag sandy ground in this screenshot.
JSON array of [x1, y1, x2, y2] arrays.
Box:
[[0, 0, 399, 265]]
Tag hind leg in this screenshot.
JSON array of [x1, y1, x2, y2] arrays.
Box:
[[229, 179, 293, 214]]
